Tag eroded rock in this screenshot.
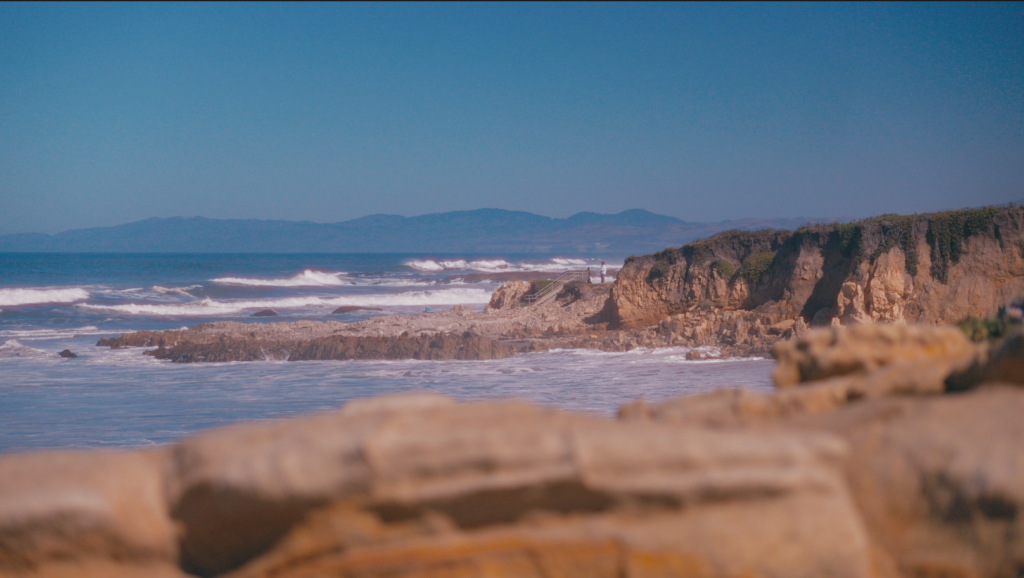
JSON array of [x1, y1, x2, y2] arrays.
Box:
[[488, 281, 530, 310]]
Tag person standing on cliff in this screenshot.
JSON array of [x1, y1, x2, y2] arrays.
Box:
[[587, 267, 593, 283], [600, 262, 607, 283]]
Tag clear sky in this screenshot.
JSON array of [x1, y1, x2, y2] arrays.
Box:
[[1, 2, 1021, 234]]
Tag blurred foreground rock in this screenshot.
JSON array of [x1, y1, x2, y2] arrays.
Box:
[[5, 323, 1024, 577]]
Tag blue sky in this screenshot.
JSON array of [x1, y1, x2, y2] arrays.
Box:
[[1, 2, 1021, 234]]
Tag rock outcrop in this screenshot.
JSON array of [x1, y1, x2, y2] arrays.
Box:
[[1, 394, 868, 578], [621, 323, 1024, 578], [97, 321, 512, 362], [7, 322, 1024, 577], [487, 281, 531, 310], [610, 206, 1024, 351]]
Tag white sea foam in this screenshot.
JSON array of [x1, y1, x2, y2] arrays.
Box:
[[404, 258, 611, 274], [0, 339, 50, 358], [405, 260, 446, 272], [152, 285, 202, 296], [0, 326, 110, 341], [0, 287, 90, 307], [211, 270, 348, 287], [75, 288, 493, 316]]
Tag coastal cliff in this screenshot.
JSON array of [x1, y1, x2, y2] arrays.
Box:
[[608, 206, 1024, 352]]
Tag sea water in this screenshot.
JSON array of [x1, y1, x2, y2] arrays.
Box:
[[0, 253, 773, 452]]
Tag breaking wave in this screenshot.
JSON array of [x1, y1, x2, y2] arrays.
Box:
[[74, 288, 493, 316], [0, 326, 111, 341], [211, 270, 349, 287], [405, 259, 511, 272], [0, 288, 90, 307], [404, 258, 610, 273], [0, 339, 50, 358]]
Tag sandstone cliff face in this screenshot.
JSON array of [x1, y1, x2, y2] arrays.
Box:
[[610, 207, 1024, 332]]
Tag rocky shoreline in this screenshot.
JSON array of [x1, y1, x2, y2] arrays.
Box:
[[94, 276, 778, 363], [93, 207, 1024, 364], [6, 321, 1024, 578]]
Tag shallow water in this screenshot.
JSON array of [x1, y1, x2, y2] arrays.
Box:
[[0, 253, 773, 452]]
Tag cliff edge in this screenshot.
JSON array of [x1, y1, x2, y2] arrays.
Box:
[[608, 206, 1024, 352]]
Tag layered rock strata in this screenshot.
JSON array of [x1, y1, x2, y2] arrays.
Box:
[[610, 206, 1024, 352]]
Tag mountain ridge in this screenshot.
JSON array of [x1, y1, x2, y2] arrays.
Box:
[[0, 209, 810, 254]]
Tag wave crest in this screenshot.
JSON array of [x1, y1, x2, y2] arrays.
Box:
[[0, 288, 90, 307], [75, 288, 493, 316], [211, 270, 348, 287], [404, 258, 611, 273]]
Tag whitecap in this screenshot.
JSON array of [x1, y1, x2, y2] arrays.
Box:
[[405, 260, 446, 272], [75, 287, 494, 316], [211, 270, 348, 287], [0, 326, 109, 341], [152, 285, 202, 296], [0, 287, 90, 307], [0, 339, 50, 358]]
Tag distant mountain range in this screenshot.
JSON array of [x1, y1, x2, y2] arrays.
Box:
[[0, 209, 813, 254]]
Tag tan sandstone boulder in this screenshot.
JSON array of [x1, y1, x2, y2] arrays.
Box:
[[0, 450, 182, 577], [772, 323, 977, 388], [152, 392, 872, 578], [487, 281, 531, 310]]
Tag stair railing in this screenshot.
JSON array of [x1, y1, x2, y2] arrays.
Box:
[[522, 270, 590, 306]]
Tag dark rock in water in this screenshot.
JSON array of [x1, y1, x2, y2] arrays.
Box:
[[288, 331, 512, 362], [98, 331, 177, 348], [252, 309, 277, 317], [331, 306, 383, 314], [58, 349, 77, 358], [146, 339, 278, 363], [141, 331, 511, 363]]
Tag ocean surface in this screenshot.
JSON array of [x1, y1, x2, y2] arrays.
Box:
[[0, 253, 774, 452]]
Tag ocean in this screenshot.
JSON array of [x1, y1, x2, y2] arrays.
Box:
[[0, 253, 774, 452]]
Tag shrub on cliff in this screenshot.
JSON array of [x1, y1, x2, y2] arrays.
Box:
[[646, 248, 681, 284], [647, 261, 671, 283], [927, 206, 1000, 283], [530, 280, 555, 294], [958, 317, 1008, 342], [712, 259, 735, 279], [740, 251, 776, 285]]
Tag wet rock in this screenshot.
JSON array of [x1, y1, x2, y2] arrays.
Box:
[[58, 349, 77, 358], [330, 306, 383, 315], [97, 330, 180, 348], [288, 332, 512, 362], [251, 309, 277, 317]]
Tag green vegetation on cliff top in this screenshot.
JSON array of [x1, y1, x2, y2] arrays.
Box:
[[641, 204, 1013, 287]]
